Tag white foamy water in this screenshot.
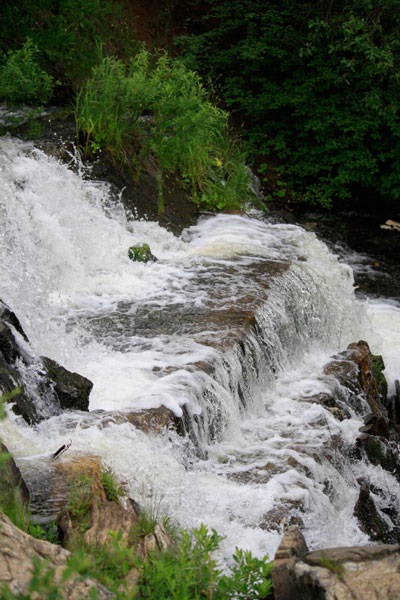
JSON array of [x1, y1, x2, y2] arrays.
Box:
[[1, 136, 399, 561]]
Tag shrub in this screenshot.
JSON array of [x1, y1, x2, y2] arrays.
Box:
[[0, 38, 54, 105], [135, 523, 273, 599]]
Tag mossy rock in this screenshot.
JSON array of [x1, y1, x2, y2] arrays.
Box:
[[128, 243, 157, 263]]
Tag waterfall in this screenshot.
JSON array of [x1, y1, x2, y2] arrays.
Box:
[[1, 135, 400, 560]]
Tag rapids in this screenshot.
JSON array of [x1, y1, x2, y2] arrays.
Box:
[[1, 135, 400, 562]]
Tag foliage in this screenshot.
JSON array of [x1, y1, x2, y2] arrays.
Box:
[[0, 38, 54, 106], [75, 49, 252, 210], [0, 0, 137, 93], [177, 0, 400, 208], [135, 523, 273, 599], [67, 473, 92, 535], [100, 468, 122, 503]]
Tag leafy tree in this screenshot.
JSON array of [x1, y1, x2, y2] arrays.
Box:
[[0, 0, 135, 93], [177, 0, 400, 207]]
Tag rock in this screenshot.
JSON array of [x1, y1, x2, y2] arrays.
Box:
[[0, 299, 92, 423], [344, 341, 387, 414], [0, 443, 30, 524], [128, 242, 157, 263], [0, 300, 29, 363], [0, 511, 113, 599], [41, 356, 92, 411], [272, 525, 308, 600], [359, 412, 390, 438], [273, 526, 400, 599], [353, 482, 394, 543], [295, 544, 400, 600], [380, 219, 400, 231], [356, 433, 400, 478], [94, 406, 184, 434]]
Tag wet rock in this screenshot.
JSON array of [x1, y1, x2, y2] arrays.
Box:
[[0, 299, 92, 423], [359, 412, 390, 438], [0, 443, 30, 520], [353, 482, 394, 543], [344, 341, 387, 414], [128, 242, 157, 263], [115, 406, 183, 434], [41, 356, 92, 411], [356, 433, 400, 477], [0, 511, 113, 599], [0, 300, 29, 363], [272, 525, 308, 600], [323, 340, 388, 417]]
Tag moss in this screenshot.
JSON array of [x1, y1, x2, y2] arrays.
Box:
[[128, 243, 157, 263], [372, 354, 388, 401]]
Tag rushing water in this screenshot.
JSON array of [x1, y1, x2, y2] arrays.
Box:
[[1, 136, 400, 562]]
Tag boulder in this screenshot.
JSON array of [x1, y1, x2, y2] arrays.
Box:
[[353, 482, 394, 543], [273, 526, 400, 600], [0, 443, 30, 525], [41, 356, 92, 411], [295, 544, 400, 600], [0, 299, 92, 423], [0, 511, 113, 599], [272, 525, 308, 600], [128, 242, 157, 263]]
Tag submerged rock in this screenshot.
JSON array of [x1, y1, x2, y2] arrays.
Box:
[[128, 242, 157, 263]]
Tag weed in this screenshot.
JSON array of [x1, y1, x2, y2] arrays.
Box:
[[100, 468, 121, 503], [67, 473, 92, 533], [318, 556, 346, 579]]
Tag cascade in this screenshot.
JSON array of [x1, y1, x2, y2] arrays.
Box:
[[1, 136, 400, 560]]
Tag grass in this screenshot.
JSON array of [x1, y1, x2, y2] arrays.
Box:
[[318, 556, 346, 580], [100, 468, 122, 503], [75, 49, 253, 211]]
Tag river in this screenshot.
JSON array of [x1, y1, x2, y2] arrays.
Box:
[[0, 135, 400, 563]]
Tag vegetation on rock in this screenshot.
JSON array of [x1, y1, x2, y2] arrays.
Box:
[[75, 50, 252, 210]]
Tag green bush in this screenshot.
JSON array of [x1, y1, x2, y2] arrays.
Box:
[[136, 523, 273, 599], [75, 49, 252, 210], [0, 38, 54, 105]]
